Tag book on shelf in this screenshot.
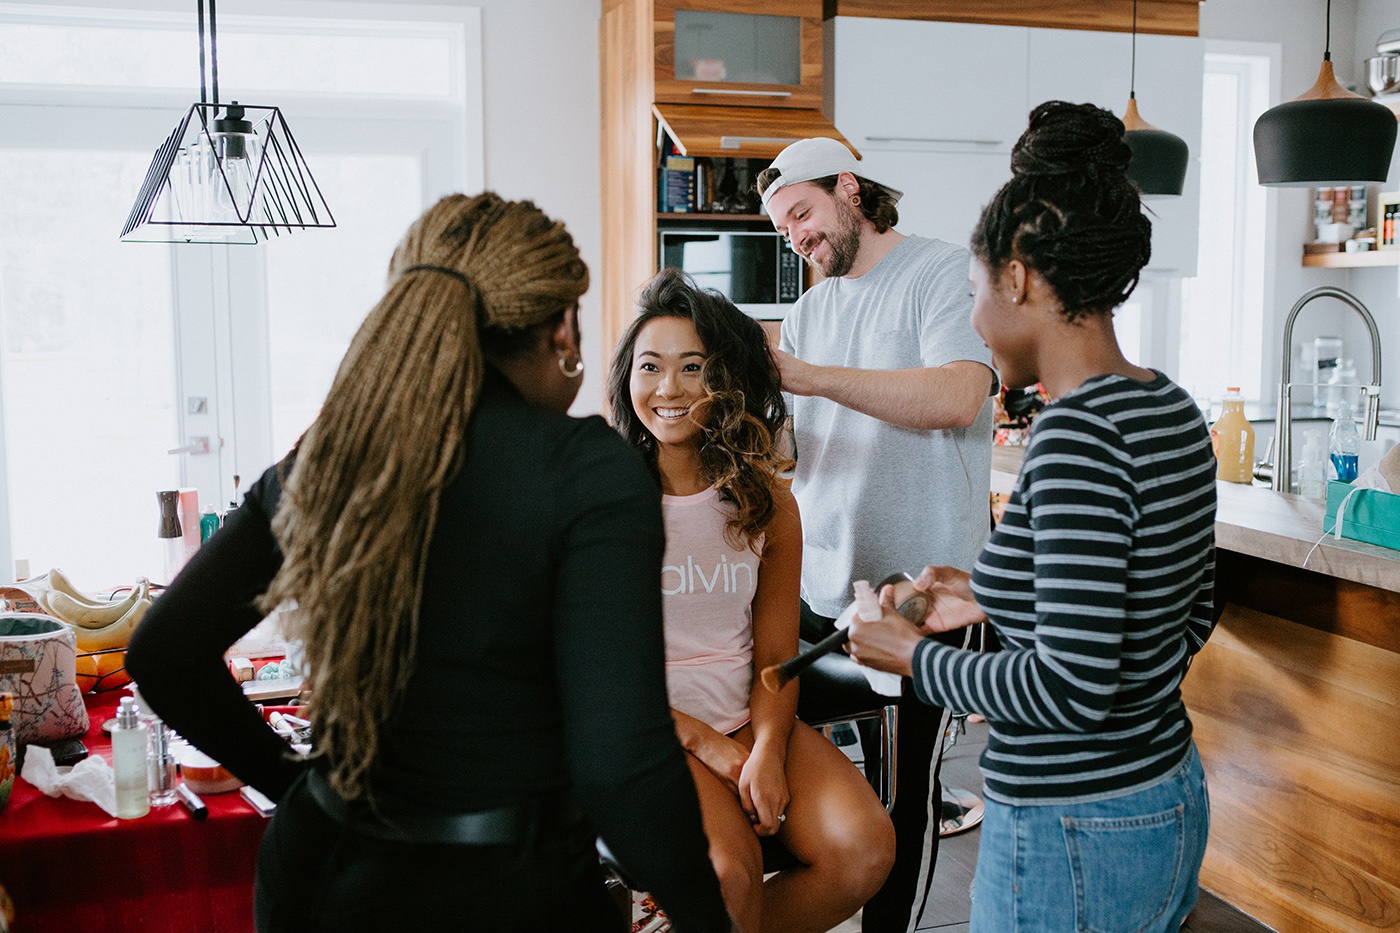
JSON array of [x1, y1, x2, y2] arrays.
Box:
[[660, 155, 696, 213]]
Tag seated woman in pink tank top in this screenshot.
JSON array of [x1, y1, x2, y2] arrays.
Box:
[[608, 268, 894, 933]]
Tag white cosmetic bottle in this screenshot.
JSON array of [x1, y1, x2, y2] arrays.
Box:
[[112, 696, 151, 819]]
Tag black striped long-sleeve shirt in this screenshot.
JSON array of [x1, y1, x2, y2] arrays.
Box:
[[911, 372, 1217, 804]]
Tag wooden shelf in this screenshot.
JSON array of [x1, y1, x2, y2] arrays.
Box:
[[824, 0, 1203, 37], [656, 212, 768, 222], [653, 103, 855, 160], [1301, 250, 1400, 268]]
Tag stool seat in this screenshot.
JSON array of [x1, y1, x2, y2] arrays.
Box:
[[794, 647, 900, 723]]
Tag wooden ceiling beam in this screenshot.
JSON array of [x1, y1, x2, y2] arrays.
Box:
[[822, 1, 1203, 38]]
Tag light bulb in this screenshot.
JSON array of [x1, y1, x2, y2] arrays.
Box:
[[210, 102, 260, 221]]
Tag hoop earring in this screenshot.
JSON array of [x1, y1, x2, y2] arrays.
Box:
[[558, 353, 584, 379]]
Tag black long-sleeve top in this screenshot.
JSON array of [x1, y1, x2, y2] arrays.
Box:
[[127, 369, 729, 930]]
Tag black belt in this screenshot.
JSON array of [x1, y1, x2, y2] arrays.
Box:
[[305, 770, 529, 846]]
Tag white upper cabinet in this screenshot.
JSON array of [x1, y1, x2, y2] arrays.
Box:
[[830, 17, 1030, 154], [854, 149, 1013, 253], [828, 16, 1204, 276], [1027, 28, 1204, 275]]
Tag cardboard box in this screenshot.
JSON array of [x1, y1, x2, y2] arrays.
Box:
[[1323, 480, 1400, 551]]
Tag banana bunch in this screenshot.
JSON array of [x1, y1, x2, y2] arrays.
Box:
[[11, 569, 152, 653]]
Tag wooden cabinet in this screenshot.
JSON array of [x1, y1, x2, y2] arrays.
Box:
[[653, 0, 824, 110], [601, 0, 847, 367]]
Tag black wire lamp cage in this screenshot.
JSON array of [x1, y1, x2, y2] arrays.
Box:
[[121, 0, 335, 244]]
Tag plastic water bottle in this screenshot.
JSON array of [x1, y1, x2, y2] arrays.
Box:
[[1326, 357, 1356, 418], [1329, 403, 1361, 483]]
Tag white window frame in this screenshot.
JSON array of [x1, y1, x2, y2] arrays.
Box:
[[1171, 41, 1280, 406], [0, 1, 483, 580]]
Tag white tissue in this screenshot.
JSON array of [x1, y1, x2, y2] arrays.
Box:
[[1354, 461, 1392, 493], [834, 596, 903, 697], [20, 745, 119, 817]]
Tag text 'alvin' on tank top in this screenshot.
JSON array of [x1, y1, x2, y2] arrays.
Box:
[[661, 553, 756, 597]]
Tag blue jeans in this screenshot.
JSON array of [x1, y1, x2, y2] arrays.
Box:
[[970, 742, 1209, 933]]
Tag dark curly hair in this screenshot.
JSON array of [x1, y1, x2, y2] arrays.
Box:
[[608, 268, 791, 550], [971, 101, 1152, 322], [754, 170, 900, 234]]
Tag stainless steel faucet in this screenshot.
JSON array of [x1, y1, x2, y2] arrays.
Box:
[[1273, 286, 1383, 494]]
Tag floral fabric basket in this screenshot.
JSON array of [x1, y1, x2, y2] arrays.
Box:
[[0, 614, 89, 744]]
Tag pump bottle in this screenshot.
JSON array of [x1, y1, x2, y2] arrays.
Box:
[[1295, 430, 1327, 500], [112, 697, 150, 819]]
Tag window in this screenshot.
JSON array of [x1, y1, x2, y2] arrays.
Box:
[[0, 2, 482, 586], [1177, 47, 1273, 406]]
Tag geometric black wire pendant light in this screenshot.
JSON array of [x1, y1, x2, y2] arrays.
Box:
[[121, 0, 335, 243], [1253, 0, 1397, 187], [1121, 0, 1189, 196]]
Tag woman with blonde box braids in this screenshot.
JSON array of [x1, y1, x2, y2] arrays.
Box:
[[129, 193, 731, 932]]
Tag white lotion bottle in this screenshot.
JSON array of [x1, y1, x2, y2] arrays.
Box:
[[112, 696, 151, 819]]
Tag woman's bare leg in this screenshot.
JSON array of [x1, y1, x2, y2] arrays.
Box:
[[686, 752, 767, 933], [745, 721, 896, 933]]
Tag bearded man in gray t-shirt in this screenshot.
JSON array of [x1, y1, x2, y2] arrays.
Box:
[[758, 137, 996, 933]]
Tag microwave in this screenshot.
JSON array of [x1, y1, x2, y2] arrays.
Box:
[[658, 228, 805, 320]]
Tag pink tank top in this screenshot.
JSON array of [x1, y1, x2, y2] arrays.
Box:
[[661, 487, 764, 735]]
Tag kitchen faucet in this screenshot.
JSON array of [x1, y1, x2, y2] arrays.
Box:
[[1273, 286, 1383, 494]]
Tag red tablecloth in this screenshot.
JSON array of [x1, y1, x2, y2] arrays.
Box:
[[0, 692, 268, 933]]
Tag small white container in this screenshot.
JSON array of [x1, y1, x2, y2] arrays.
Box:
[[1317, 222, 1355, 243]]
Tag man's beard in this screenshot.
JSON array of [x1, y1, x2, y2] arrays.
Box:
[[806, 197, 863, 278]]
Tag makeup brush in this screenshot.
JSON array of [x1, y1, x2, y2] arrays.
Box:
[[760, 572, 929, 694]]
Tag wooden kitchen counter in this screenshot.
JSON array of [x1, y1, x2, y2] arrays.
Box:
[[1188, 483, 1399, 933], [991, 447, 1400, 933], [1213, 481, 1400, 591]]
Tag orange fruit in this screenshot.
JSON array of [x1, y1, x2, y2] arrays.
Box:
[[75, 650, 130, 693]]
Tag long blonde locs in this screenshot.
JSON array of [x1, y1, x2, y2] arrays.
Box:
[[257, 192, 588, 802]]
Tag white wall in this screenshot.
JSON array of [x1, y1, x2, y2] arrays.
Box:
[[1200, 0, 1358, 405], [334, 0, 607, 411], [1350, 0, 1400, 414], [1199, 0, 1398, 418], [471, 0, 606, 414]]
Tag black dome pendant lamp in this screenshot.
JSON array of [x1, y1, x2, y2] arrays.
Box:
[[1253, 0, 1397, 186], [1122, 0, 1189, 196]]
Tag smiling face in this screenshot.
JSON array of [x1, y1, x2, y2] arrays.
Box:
[[765, 180, 864, 278], [969, 256, 1039, 391], [629, 315, 709, 451]]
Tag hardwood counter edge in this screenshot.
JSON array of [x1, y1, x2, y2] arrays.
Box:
[[990, 447, 1400, 594]]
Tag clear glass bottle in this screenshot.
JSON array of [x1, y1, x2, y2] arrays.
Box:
[[147, 719, 179, 808], [1329, 403, 1361, 483], [1212, 387, 1255, 483], [111, 697, 150, 819], [1295, 429, 1327, 500]]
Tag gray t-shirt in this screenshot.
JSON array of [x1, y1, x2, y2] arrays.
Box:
[[780, 235, 994, 619]]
